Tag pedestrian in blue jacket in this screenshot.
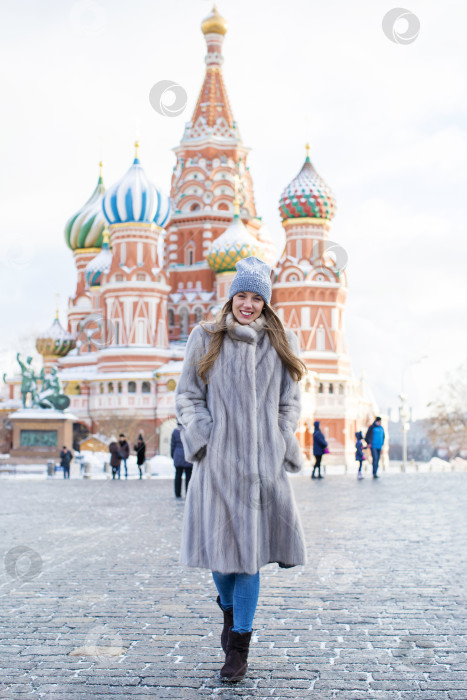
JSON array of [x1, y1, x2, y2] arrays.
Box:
[[366, 417, 385, 478], [170, 427, 193, 498], [312, 420, 328, 479], [355, 431, 365, 480]]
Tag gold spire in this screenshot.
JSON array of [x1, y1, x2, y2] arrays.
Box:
[[55, 293, 60, 320], [102, 226, 110, 245], [201, 4, 228, 35], [305, 143, 310, 159], [99, 161, 103, 178], [134, 140, 140, 160]]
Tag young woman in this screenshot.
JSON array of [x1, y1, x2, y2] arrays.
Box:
[[175, 257, 307, 682]]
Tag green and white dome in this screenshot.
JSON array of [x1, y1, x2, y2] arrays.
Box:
[[65, 164, 106, 250]]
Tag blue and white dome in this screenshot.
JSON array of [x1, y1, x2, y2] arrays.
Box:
[[85, 228, 113, 287], [103, 142, 171, 227]]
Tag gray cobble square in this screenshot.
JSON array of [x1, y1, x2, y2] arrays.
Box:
[[1, 473, 466, 698]]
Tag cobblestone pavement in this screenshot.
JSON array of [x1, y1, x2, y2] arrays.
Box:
[[1, 472, 466, 699]]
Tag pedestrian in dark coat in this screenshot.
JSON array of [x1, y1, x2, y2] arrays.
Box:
[[134, 434, 146, 480], [118, 434, 130, 478], [312, 420, 327, 479], [60, 446, 72, 479], [355, 431, 365, 480], [170, 427, 193, 497], [176, 256, 307, 683], [109, 441, 122, 480]]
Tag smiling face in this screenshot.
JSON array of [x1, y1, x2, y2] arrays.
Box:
[[232, 291, 265, 325]]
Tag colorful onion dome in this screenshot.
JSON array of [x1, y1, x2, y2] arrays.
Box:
[[36, 313, 76, 358], [85, 227, 112, 287], [103, 142, 172, 227], [207, 209, 266, 273], [65, 163, 106, 250], [201, 5, 228, 35], [279, 145, 336, 222]]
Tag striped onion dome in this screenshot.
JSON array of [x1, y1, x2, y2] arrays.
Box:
[[207, 211, 266, 273], [103, 142, 171, 227], [85, 228, 112, 287], [279, 146, 336, 222], [36, 314, 76, 358], [65, 163, 106, 250]]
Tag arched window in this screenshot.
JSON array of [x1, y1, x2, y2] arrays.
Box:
[[117, 382, 122, 394], [168, 309, 175, 327], [339, 384, 344, 395], [218, 203, 229, 211], [190, 203, 200, 211], [329, 383, 334, 395], [318, 383, 324, 394], [194, 307, 203, 324], [128, 381, 136, 393], [99, 383, 104, 394], [142, 381, 151, 394], [108, 382, 114, 394]]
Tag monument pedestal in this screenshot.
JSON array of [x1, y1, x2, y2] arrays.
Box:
[[10, 409, 78, 460]]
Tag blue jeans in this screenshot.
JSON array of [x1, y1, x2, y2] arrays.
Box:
[[212, 571, 260, 633], [371, 448, 381, 475]]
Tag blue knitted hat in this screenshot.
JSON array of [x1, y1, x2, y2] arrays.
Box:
[[228, 256, 272, 304]]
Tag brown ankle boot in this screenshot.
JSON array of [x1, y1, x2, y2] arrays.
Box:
[[220, 629, 252, 682], [216, 596, 233, 653]]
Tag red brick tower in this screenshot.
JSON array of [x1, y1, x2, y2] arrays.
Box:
[[166, 5, 269, 340]]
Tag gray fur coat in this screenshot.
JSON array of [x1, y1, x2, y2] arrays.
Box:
[[175, 313, 306, 575]]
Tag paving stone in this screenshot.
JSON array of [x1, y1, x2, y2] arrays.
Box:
[[0, 473, 466, 698]]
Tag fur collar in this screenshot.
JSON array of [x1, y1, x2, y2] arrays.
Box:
[[226, 312, 267, 344]]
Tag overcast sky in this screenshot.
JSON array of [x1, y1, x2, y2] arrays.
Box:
[[0, 0, 466, 419]]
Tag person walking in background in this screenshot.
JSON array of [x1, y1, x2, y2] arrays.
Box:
[[176, 257, 306, 683], [367, 417, 385, 478], [312, 420, 328, 479], [134, 434, 146, 480], [170, 426, 193, 498], [109, 440, 122, 479], [118, 434, 130, 478], [355, 431, 365, 480], [60, 446, 72, 479]]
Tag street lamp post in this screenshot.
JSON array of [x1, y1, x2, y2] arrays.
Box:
[[399, 356, 428, 472]]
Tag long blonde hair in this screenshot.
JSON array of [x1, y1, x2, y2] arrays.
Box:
[[197, 299, 307, 384]]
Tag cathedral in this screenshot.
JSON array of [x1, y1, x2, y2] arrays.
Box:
[[6, 6, 377, 462]]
